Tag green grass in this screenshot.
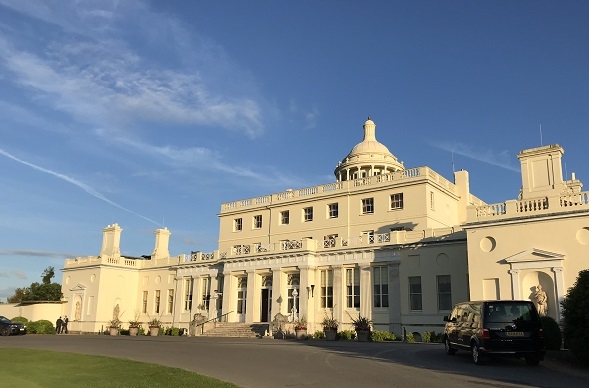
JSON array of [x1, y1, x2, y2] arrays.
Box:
[[0, 348, 238, 388]]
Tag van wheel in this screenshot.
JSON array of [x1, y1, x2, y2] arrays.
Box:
[[525, 355, 540, 366], [0, 327, 9, 336], [444, 337, 456, 355], [471, 343, 484, 365]]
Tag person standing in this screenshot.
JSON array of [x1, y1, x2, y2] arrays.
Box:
[[56, 316, 63, 334], [63, 316, 69, 334]]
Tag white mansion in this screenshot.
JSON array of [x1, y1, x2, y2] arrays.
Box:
[[53, 118, 589, 336]]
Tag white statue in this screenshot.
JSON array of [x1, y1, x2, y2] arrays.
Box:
[[534, 285, 547, 317], [75, 301, 81, 321]]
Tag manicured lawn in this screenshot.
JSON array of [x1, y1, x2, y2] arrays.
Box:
[[0, 348, 238, 388]]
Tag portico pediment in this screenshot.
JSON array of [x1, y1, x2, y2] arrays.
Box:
[[69, 283, 87, 292], [503, 248, 564, 270]]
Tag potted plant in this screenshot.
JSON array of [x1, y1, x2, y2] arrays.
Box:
[[351, 314, 372, 342], [321, 313, 339, 341], [108, 318, 121, 336], [294, 316, 307, 339], [148, 317, 161, 337], [128, 311, 141, 336]]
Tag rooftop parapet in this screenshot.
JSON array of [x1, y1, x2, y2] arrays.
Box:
[[221, 166, 458, 212], [466, 191, 589, 223]]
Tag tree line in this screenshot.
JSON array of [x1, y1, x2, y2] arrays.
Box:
[[5, 266, 63, 303]]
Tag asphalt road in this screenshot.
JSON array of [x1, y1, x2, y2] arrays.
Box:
[[1, 335, 588, 388]]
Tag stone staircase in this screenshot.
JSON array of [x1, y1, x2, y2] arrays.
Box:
[[200, 322, 269, 338]]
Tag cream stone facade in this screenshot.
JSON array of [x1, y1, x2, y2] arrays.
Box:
[[12, 118, 583, 338]]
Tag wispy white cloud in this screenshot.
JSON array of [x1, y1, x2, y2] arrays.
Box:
[[0, 0, 266, 137], [0, 148, 161, 225], [432, 141, 519, 172], [93, 129, 303, 189], [288, 100, 319, 129], [0, 270, 28, 284], [0, 250, 71, 259], [304, 107, 319, 129]]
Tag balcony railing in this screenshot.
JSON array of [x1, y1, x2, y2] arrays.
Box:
[[468, 191, 589, 222]]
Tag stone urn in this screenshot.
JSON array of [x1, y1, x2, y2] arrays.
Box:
[[149, 326, 160, 336], [129, 326, 139, 336], [109, 327, 119, 336], [295, 328, 307, 339], [356, 329, 370, 342], [324, 328, 337, 341]]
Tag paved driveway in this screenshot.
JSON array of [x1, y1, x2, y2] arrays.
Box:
[[1, 335, 588, 387]]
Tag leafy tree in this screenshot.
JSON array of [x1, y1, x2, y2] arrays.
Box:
[[6, 267, 62, 303], [7, 288, 28, 303], [42, 267, 55, 284], [561, 269, 589, 365]]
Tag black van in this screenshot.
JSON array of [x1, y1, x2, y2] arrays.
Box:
[[443, 300, 545, 365]]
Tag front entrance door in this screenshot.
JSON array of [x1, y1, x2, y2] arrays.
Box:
[[237, 289, 247, 322], [261, 288, 272, 322]]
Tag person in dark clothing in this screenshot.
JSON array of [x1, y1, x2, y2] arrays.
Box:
[[62, 316, 69, 334], [56, 317, 63, 334]]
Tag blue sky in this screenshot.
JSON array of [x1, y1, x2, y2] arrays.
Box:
[[1, 1, 588, 301]]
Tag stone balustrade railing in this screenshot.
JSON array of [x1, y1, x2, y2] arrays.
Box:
[[220, 226, 462, 259], [65, 226, 464, 270], [221, 166, 457, 212], [467, 191, 589, 223]]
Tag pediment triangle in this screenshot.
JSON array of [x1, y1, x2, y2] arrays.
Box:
[[504, 248, 564, 263], [69, 283, 87, 291]]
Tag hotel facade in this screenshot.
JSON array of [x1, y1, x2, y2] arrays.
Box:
[[43, 118, 589, 337]]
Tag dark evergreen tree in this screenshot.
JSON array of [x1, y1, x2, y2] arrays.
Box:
[[561, 269, 589, 365]]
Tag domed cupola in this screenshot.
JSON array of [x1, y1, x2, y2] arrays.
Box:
[[334, 117, 404, 181]]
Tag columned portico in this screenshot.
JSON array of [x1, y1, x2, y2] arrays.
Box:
[[504, 248, 565, 321]]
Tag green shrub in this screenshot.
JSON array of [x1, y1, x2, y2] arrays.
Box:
[[312, 330, 325, 339], [431, 332, 444, 343], [11, 316, 28, 324], [27, 320, 55, 334], [370, 330, 397, 342], [539, 316, 562, 350], [120, 329, 130, 335], [337, 330, 356, 340], [404, 332, 415, 343], [422, 331, 444, 343], [423, 331, 431, 343], [561, 269, 589, 365], [138, 326, 146, 336]]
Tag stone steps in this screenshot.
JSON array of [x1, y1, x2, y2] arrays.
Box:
[[201, 323, 269, 338]]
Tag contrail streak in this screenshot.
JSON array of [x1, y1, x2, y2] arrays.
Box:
[[0, 148, 160, 226]]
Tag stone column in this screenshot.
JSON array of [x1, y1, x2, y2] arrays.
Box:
[[332, 265, 344, 324], [209, 271, 219, 320], [245, 270, 257, 323], [359, 265, 371, 318], [388, 262, 402, 335], [552, 267, 565, 321], [193, 277, 203, 313], [221, 273, 233, 321], [298, 265, 315, 325], [271, 269, 283, 317], [509, 269, 520, 300]]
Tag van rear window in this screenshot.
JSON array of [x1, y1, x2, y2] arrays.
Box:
[[486, 302, 535, 323]]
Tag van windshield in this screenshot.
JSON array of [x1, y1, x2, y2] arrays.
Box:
[[486, 302, 535, 323]]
